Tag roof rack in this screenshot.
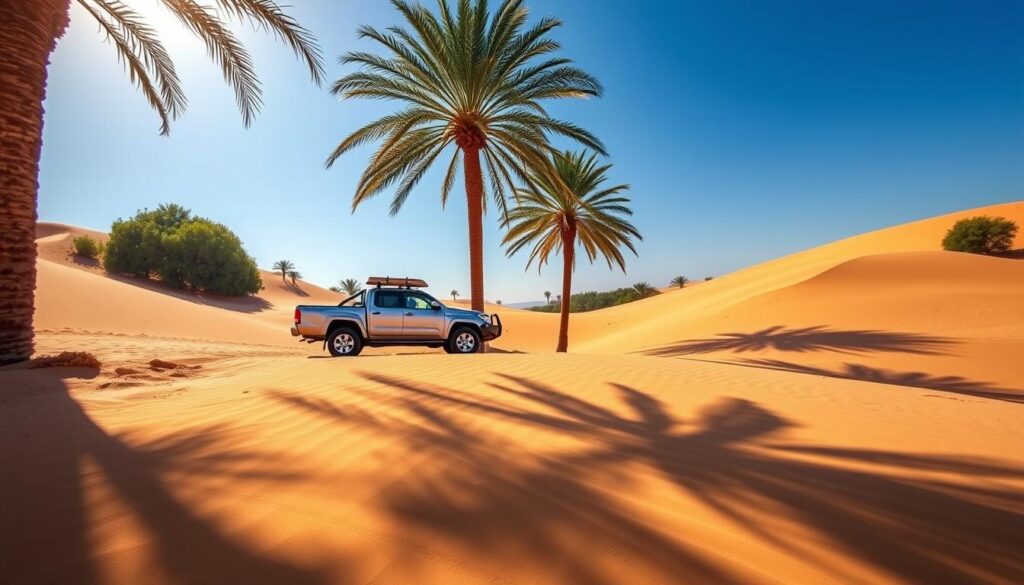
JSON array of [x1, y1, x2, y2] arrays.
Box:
[[366, 276, 428, 289]]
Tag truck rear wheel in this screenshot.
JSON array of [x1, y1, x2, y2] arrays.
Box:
[[327, 327, 362, 357], [447, 326, 481, 354]]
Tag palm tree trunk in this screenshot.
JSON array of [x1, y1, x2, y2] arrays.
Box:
[[463, 147, 485, 312], [0, 0, 70, 365], [556, 225, 576, 353]]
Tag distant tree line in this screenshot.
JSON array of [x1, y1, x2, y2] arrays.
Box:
[[529, 283, 659, 314]]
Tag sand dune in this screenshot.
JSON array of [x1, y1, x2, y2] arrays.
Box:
[[4, 202, 1023, 584]]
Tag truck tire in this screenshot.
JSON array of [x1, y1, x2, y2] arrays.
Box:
[[447, 326, 481, 354], [327, 327, 363, 357]]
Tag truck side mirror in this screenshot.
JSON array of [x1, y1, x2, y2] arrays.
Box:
[[431, 301, 441, 310]]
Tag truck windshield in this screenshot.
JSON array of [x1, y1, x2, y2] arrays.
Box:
[[338, 291, 364, 307]]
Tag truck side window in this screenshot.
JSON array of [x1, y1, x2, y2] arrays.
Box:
[[405, 292, 433, 310], [374, 290, 402, 308]]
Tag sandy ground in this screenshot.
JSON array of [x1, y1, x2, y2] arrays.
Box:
[[2, 202, 1023, 584]]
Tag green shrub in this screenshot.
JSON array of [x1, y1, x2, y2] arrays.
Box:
[[104, 204, 262, 296], [104, 203, 191, 276], [942, 216, 1018, 255], [71, 235, 101, 259]]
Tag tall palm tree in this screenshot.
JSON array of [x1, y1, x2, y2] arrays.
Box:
[[670, 275, 688, 289], [325, 0, 604, 312], [544, 290, 551, 305], [451, 289, 459, 302], [273, 259, 295, 282], [339, 278, 362, 296], [632, 282, 656, 298], [0, 0, 324, 364], [503, 151, 640, 352]]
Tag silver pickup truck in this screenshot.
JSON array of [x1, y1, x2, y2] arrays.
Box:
[[291, 277, 502, 356]]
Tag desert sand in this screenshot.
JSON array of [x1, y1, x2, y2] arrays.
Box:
[[2, 202, 1023, 584]]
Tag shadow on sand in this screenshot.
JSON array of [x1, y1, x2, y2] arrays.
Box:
[[644, 325, 954, 357], [270, 372, 1024, 584], [0, 369, 328, 584], [726, 358, 1024, 403], [99, 270, 274, 314]]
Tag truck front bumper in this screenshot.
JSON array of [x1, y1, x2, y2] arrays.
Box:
[[481, 314, 502, 341]]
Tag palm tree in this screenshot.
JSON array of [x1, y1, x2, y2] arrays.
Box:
[[287, 270, 301, 285], [0, 1, 324, 364], [504, 151, 640, 352], [273, 260, 295, 282], [451, 290, 459, 302], [632, 282, 656, 299], [339, 278, 362, 296], [544, 291, 551, 305], [325, 0, 604, 312], [670, 275, 688, 289]]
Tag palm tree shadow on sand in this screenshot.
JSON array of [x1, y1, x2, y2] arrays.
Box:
[[644, 326, 955, 357], [0, 369, 328, 584], [729, 358, 1024, 403], [273, 372, 1024, 584]]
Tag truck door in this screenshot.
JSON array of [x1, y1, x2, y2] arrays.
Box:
[[368, 290, 405, 337], [401, 291, 445, 339]]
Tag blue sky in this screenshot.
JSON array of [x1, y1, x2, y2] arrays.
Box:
[[39, 0, 1023, 303]]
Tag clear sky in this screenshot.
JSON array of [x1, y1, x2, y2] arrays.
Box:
[[39, 0, 1024, 303]]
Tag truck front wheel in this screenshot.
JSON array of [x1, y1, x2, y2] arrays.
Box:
[[447, 327, 481, 354], [327, 327, 363, 357]]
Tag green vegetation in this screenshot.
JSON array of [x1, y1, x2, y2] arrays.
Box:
[[287, 270, 301, 285], [528, 286, 658, 314], [104, 204, 261, 296], [71, 235, 102, 259], [326, 0, 603, 312], [273, 260, 295, 282], [632, 282, 656, 298], [670, 275, 688, 288], [942, 216, 1018, 255], [330, 278, 363, 295], [451, 290, 459, 302], [504, 151, 640, 351]]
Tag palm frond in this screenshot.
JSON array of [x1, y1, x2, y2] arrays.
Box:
[[158, 0, 263, 126], [213, 0, 326, 84], [80, 0, 176, 134], [503, 150, 641, 274]]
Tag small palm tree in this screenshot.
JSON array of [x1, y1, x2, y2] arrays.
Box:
[[504, 151, 640, 352], [705, 276, 714, 281], [544, 291, 552, 305], [339, 278, 362, 296], [273, 260, 295, 282], [287, 270, 301, 285], [328, 286, 342, 293], [670, 276, 689, 289], [325, 0, 604, 312], [632, 282, 656, 298], [451, 290, 459, 302], [0, 0, 324, 364]]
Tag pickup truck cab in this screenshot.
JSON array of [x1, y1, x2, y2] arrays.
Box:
[[291, 277, 502, 356]]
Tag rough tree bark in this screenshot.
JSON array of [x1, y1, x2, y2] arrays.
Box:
[[462, 147, 485, 313], [556, 223, 576, 353], [0, 0, 71, 364]]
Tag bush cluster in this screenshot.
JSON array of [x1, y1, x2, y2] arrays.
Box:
[[103, 204, 262, 296], [941, 216, 1018, 255], [71, 235, 102, 259], [529, 286, 659, 313]]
